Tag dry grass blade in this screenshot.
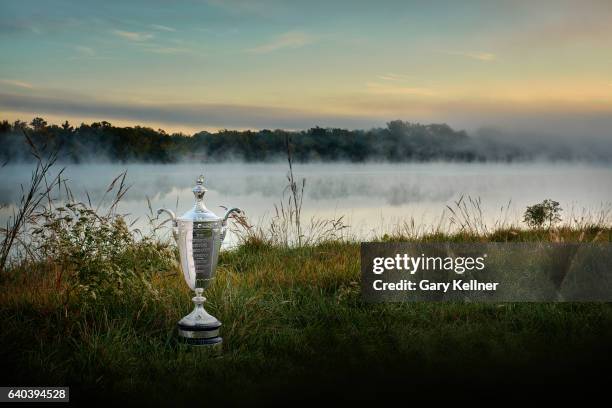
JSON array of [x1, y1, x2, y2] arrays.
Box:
[[282, 133, 306, 246], [0, 134, 63, 272], [106, 172, 125, 193], [23, 131, 41, 161]]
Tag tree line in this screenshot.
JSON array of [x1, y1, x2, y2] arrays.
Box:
[[0, 117, 595, 163]]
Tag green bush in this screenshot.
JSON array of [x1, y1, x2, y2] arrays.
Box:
[[523, 199, 562, 229], [32, 202, 176, 307]]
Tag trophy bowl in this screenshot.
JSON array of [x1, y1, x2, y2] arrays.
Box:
[[158, 175, 241, 347]]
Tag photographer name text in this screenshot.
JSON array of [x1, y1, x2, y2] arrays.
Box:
[[372, 279, 499, 292], [371, 253, 499, 293]]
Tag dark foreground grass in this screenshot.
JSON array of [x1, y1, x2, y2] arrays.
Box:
[[2, 229, 612, 404]]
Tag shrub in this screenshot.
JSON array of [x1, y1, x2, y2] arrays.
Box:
[[523, 199, 562, 229], [32, 202, 176, 307]]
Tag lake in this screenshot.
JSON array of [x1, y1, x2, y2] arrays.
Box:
[[1, 162, 611, 246]]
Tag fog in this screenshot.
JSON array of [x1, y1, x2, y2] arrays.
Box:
[[2, 162, 611, 246], [3, 118, 612, 164]]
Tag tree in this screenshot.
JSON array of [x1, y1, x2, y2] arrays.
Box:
[[523, 199, 562, 229], [0, 120, 10, 133], [30, 117, 47, 131], [0, 117, 518, 163]]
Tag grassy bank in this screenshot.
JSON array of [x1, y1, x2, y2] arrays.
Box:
[[2, 227, 612, 404], [2, 153, 612, 403]]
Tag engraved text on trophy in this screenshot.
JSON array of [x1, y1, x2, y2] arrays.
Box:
[[192, 222, 214, 281]]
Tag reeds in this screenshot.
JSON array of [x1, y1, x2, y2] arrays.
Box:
[[0, 132, 64, 272], [230, 134, 348, 248], [0, 133, 176, 313]]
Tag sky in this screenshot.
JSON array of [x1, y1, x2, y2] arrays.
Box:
[[1, 0, 611, 135]]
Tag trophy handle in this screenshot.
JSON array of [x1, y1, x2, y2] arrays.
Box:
[[221, 207, 242, 241], [157, 208, 179, 240]]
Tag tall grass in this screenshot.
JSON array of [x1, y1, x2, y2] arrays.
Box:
[[230, 135, 349, 248], [0, 133, 64, 272], [0, 138, 176, 316]]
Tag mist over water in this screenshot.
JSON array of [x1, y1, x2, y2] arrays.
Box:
[[1, 162, 611, 246]]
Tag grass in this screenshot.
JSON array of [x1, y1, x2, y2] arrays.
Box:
[[2, 147, 612, 403], [2, 228, 612, 404]]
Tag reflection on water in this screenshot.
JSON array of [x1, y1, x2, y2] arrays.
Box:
[[1, 162, 612, 245]]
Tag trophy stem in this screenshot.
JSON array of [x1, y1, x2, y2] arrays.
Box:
[[194, 287, 205, 304]]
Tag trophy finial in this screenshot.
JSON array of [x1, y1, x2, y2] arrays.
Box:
[[192, 174, 208, 205]]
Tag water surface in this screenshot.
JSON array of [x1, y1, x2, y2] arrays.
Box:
[[2, 162, 611, 245]]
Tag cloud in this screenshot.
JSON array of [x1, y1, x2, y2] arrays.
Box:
[[112, 30, 153, 42], [0, 15, 83, 36], [0, 91, 377, 130], [150, 24, 176, 32], [366, 82, 436, 97], [0, 20, 38, 35], [75, 45, 95, 56], [3, 89, 612, 138], [247, 31, 314, 53], [445, 51, 496, 62], [146, 47, 197, 55], [499, 3, 612, 49], [0, 79, 33, 89], [71, 45, 117, 61], [377, 73, 412, 82], [205, 0, 284, 16], [136, 42, 202, 56]]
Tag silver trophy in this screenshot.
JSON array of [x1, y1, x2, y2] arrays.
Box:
[[158, 175, 241, 347]]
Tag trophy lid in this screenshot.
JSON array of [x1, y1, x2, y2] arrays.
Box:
[[179, 175, 222, 222]]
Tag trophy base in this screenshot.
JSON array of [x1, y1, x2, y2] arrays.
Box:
[[177, 289, 222, 348], [177, 321, 222, 348], [182, 336, 223, 347]]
